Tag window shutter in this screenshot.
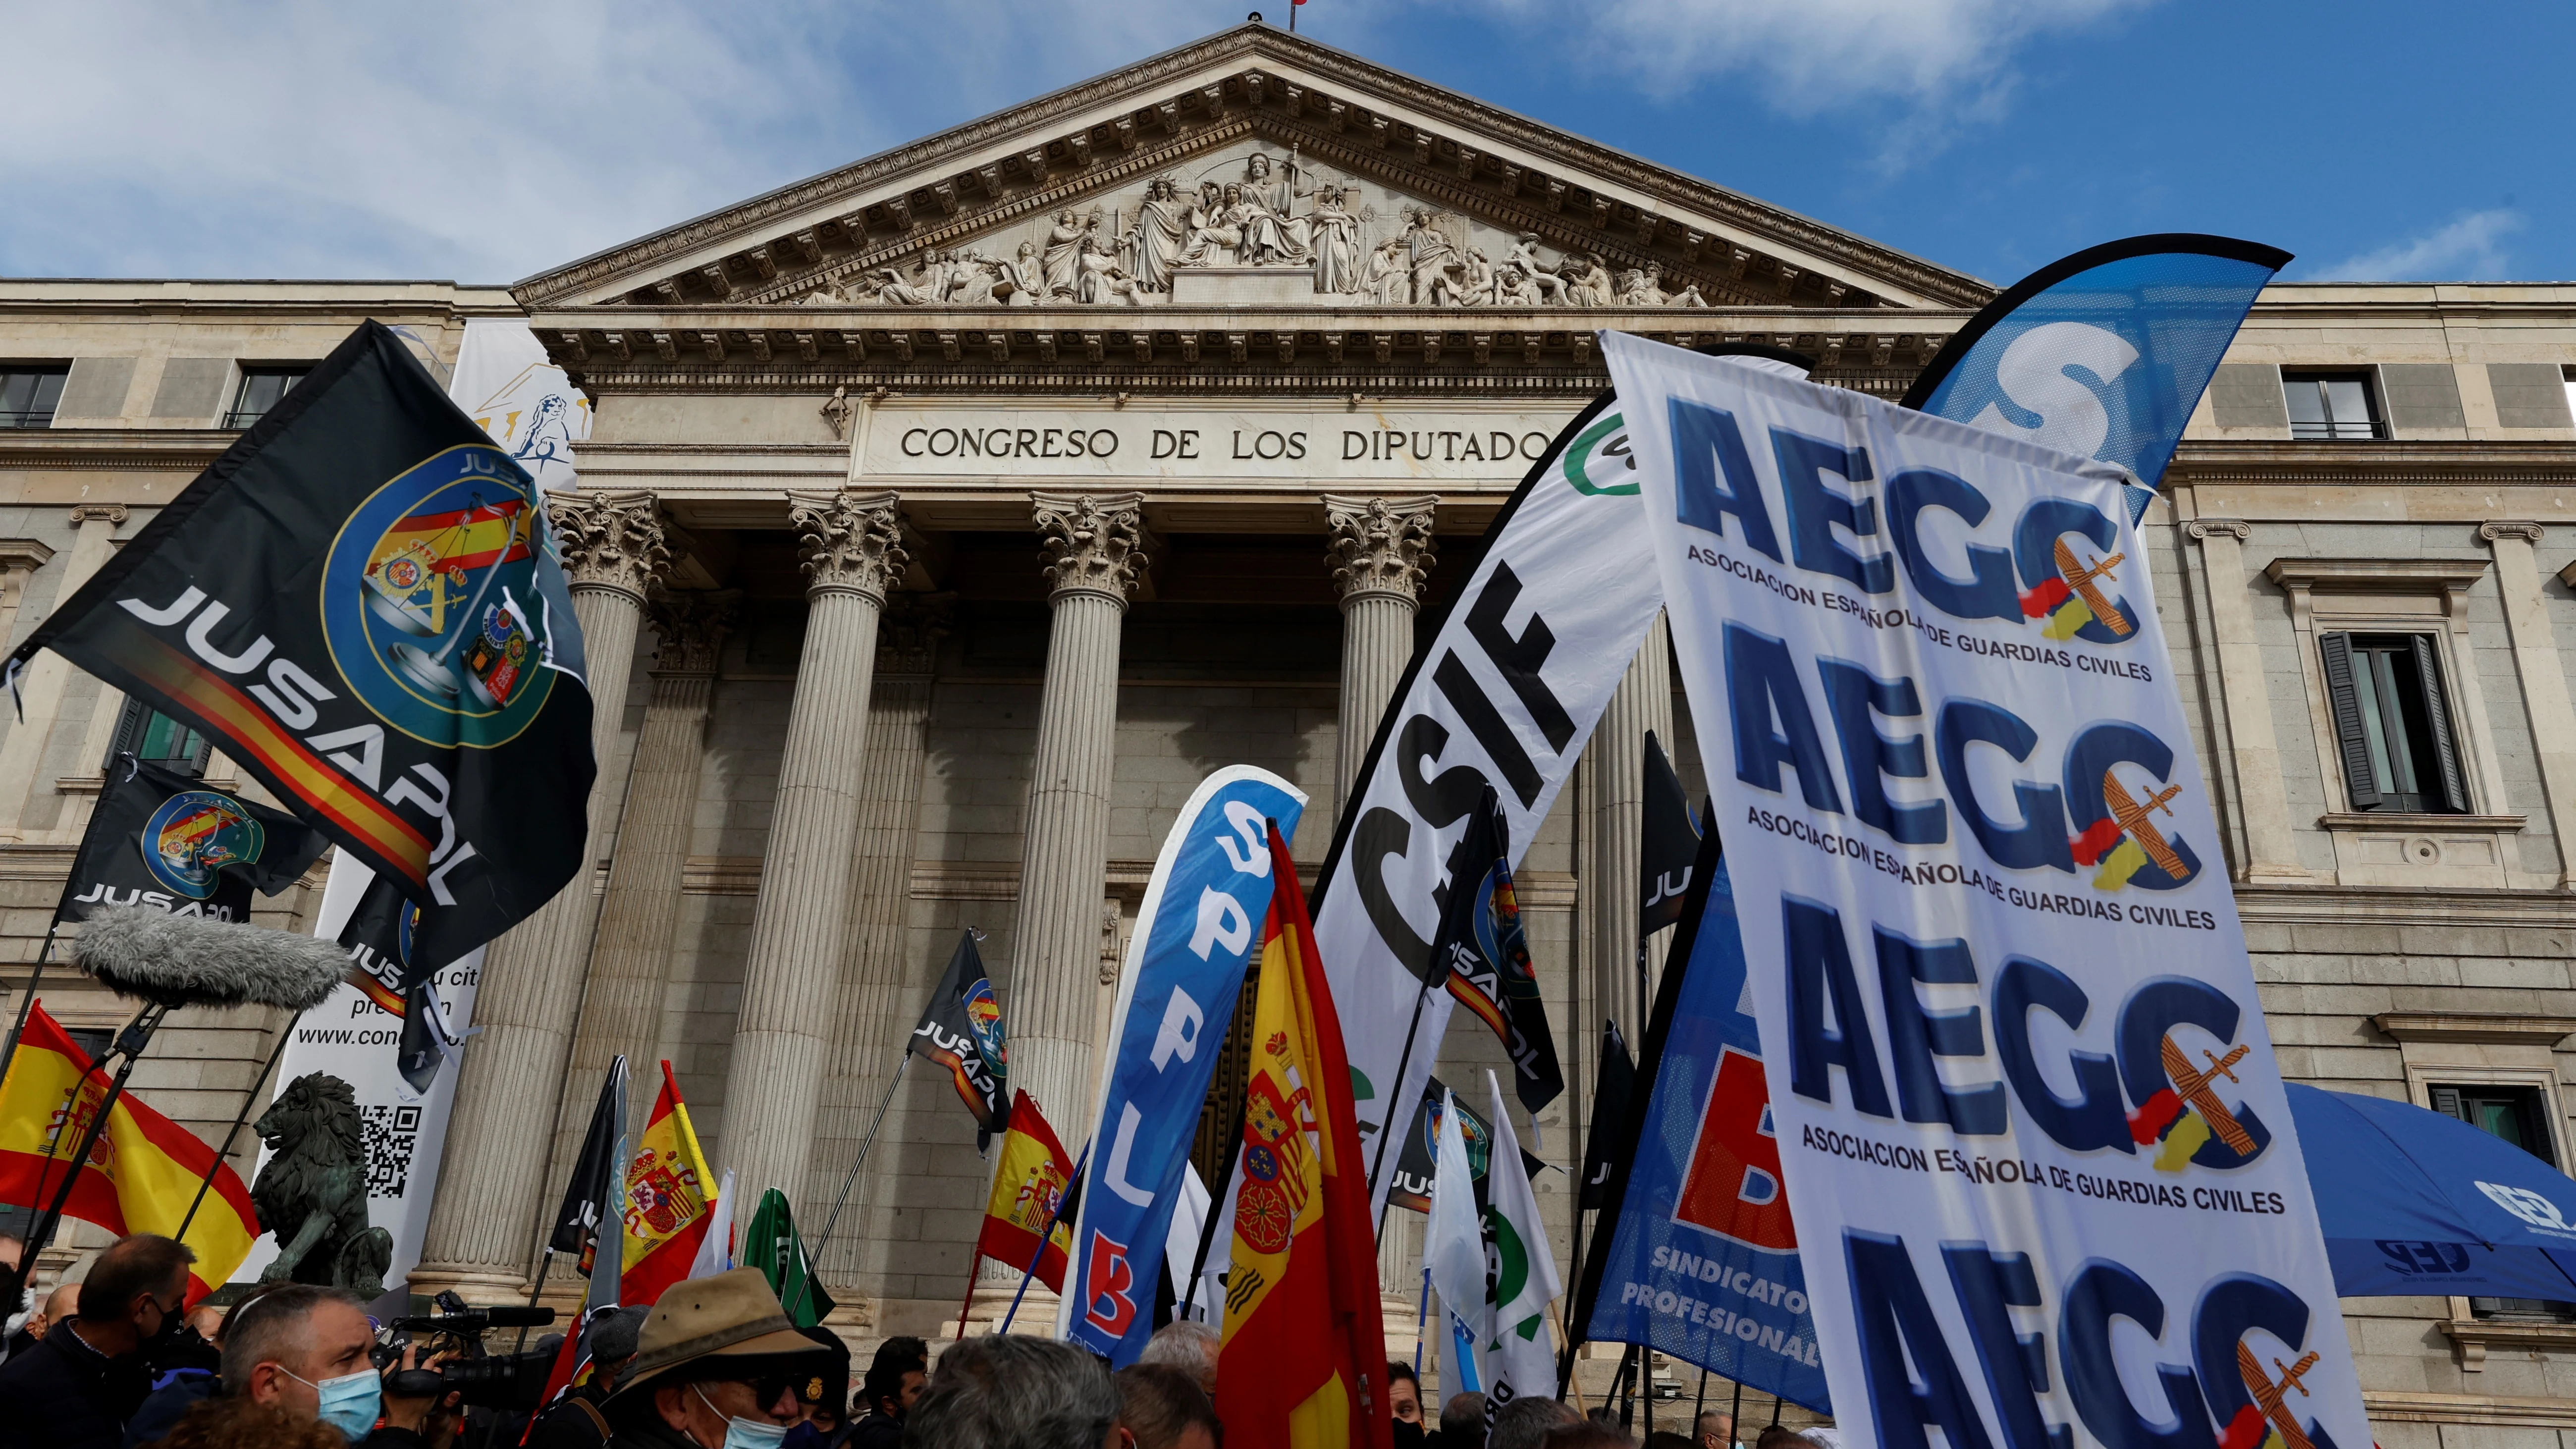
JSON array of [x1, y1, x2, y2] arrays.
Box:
[[2429, 1085, 2463, 1120], [2318, 633, 2380, 809], [2410, 634, 2469, 812], [104, 697, 148, 769]]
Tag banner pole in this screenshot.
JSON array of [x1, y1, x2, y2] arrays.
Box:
[[1729, 1378, 1743, 1443], [0, 926, 61, 1098], [799, 1055, 909, 1322], [992, 1139, 1087, 1339], [24, 1003, 169, 1266], [1365, 975, 1436, 1210], [1182, 1125, 1244, 1322], [1412, 1264, 1429, 1376], [176, 1008, 301, 1240]]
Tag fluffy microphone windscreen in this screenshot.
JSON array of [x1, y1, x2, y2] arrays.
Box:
[[72, 905, 351, 1013]]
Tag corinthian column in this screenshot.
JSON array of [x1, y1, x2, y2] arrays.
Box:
[[815, 594, 951, 1287], [547, 590, 738, 1188], [1326, 496, 1436, 811], [1588, 613, 1673, 1045], [719, 491, 909, 1211], [1014, 493, 1151, 1130], [417, 490, 668, 1298]]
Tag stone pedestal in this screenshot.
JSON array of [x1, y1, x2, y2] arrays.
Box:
[[1012, 493, 1151, 1132], [719, 492, 909, 1212], [1326, 495, 1436, 813], [415, 491, 667, 1299]]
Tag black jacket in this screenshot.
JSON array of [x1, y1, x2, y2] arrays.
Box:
[[527, 1385, 617, 1449], [120, 1367, 216, 1449], [846, 1410, 902, 1449], [0, 1321, 151, 1449]]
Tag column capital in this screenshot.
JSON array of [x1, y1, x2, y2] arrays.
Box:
[[647, 589, 740, 677], [2482, 520, 2546, 544], [66, 504, 128, 527], [549, 490, 671, 602], [876, 590, 956, 677], [1324, 494, 1438, 605], [1032, 492, 1153, 605], [790, 489, 910, 602], [2183, 518, 2251, 542]]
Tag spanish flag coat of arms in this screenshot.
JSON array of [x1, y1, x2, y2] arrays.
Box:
[[1216, 827, 1391, 1449], [620, 1061, 716, 1309]]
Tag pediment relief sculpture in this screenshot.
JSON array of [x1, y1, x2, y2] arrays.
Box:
[[792, 143, 1716, 310]]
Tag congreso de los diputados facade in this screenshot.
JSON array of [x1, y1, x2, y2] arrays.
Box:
[[5, 20, 2576, 1443]]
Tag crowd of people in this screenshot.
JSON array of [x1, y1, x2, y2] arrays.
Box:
[[0, 1231, 1835, 1449]]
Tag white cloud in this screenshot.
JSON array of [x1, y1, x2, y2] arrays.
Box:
[[1474, 0, 2149, 108], [0, 0, 1243, 281], [2308, 210, 2526, 282]]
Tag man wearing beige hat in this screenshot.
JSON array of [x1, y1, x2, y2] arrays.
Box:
[[603, 1268, 838, 1449]]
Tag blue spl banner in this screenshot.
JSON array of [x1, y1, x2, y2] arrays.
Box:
[[1904, 234, 2290, 522], [1578, 859, 1831, 1411], [1062, 765, 1305, 1364]]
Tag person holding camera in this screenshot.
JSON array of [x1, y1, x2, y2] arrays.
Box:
[[598, 1268, 835, 1449], [198, 1284, 453, 1445]]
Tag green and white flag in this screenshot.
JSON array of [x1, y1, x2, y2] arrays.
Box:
[[1479, 1070, 1561, 1413], [743, 1187, 835, 1328]]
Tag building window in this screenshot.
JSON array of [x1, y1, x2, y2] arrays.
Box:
[[224, 366, 310, 429], [0, 365, 69, 429], [107, 697, 211, 777], [2430, 1083, 2576, 1320], [2282, 372, 2384, 440], [2319, 632, 2467, 813]]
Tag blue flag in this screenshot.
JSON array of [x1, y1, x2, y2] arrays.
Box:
[[1574, 855, 1830, 1412], [1904, 234, 2290, 522], [1061, 765, 1305, 1364]]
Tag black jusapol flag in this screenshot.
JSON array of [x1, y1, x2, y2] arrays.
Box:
[[1431, 787, 1565, 1115], [334, 870, 464, 1096], [552, 1055, 630, 1290], [5, 322, 595, 968], [907, 932, 1010, 1147], [1638, 731, 1700, 937], [57, 755, 326, 925], [1576, 1020, 1635, 1212]]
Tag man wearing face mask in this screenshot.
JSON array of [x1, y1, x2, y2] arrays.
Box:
[[217, 1283, 449, 1445], [600, 1268, 837, 1449], [0, 1234, 199, 1449]]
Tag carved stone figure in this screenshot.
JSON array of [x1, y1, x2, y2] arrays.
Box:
[[252, 1073, 396, 1300], [1078, 235, 1146, 306], [1450, 247, 1497, 307], [1403, 209, 1464, 306], [996, 241, 1044, 304], [1504, 233, 1569, 305], [1182, 184, 1252, 266], [1361, 236, 1409, 305], [1043, 210, 1090, 299], [1307, 183, 1364, 293], [1235, 153, 1312, 266], [1561, 253, 1615, 307], [1128, 176, 1192, 292], [820, 385, 854, 440]]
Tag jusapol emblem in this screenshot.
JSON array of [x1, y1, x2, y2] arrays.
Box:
[[964, 979, 1008, 1070], [323, 445, 560, 746], [139, 790, 265, 900]]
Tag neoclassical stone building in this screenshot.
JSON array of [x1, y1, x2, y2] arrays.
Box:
[[5, 22, 2576, 1444]]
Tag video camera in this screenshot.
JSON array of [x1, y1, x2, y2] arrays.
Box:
[[379, 1290, 558, 1411]]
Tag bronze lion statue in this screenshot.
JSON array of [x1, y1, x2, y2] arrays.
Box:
[[252, 1073, 393, 1299]]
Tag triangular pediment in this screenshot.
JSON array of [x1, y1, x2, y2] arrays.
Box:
[[515, 24, 1991, 314]]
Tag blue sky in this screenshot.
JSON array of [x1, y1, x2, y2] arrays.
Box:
[[3, 0, 2566, 289]]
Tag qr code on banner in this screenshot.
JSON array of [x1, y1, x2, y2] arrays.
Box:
[[359, 1105, 423, 1200]]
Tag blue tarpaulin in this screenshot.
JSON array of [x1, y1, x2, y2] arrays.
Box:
[[2288, 1083, 2576, 1301]]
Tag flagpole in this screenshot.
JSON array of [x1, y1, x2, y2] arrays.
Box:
[[0, 925, 62, 1098], [989, 1141, 1088, 1339], [176, 1007, 301, 1239], [804, 1054, 910, 1301], [1365, 972, 1436, 1214], [1181, 1117, 1245, 1322]]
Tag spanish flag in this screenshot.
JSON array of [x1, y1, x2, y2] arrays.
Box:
[[1217, 825, 1391, 1449], [0, 1004, 258, 1303], [972, 1090, 1076, 1292], [619, 1062, 715, 1309]]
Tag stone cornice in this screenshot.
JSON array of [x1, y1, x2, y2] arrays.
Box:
[[2233, 882, 2576, 928], [2262, 556, 2492, 594], [2170, 438, 2576, 486], [2372, 1011, 2576, 1046], [511, 24, 1988, 312]]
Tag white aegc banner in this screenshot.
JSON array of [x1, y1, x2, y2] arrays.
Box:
[[1604, 333, 2368, 1449]]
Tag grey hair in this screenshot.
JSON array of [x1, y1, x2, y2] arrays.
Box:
[[909, 1335, 1119, 1449], [219, 1284, 365, 1395], [1136, 1319, 1219, 1382], [1491, 1395, 1583, 1449]]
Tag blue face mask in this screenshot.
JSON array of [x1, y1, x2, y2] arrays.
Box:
[[288, 1366, 383, 1441], [694, 1384, 791, 1449]]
